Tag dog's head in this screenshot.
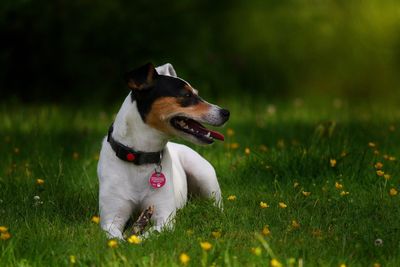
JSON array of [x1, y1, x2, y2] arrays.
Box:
[[124, 63, 230, 145]]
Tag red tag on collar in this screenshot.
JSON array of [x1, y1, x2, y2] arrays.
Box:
[[149, 172, 166, 188], [126, 153, 136, 161]]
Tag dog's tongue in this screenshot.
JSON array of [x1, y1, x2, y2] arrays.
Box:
[[208, 129, 225, 141]]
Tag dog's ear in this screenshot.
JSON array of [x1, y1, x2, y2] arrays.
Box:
[[124, 63, 158, 90], [155, 63, 177, 77]]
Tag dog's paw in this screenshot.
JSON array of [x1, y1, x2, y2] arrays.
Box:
[[103, 224, 125, 240], [106, 231, 124, 240]]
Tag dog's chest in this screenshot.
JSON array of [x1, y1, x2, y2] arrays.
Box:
[[123, 144, 187, 207], [98, 140, 187, 207], [125, 165, 154, 192], [116, 154, 175, 199]]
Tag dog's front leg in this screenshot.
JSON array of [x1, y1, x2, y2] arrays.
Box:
[[176, 145, 223, 207], [99, 196, 135, 239]]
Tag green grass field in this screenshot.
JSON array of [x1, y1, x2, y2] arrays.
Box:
[[1, 98, 400, 266]]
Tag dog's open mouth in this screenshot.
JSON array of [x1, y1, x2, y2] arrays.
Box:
[[170, 116, 224, 144]]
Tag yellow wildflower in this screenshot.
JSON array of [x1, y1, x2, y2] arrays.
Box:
[[0, 226, 8, 233], [36, 179, 45, 185], [259, 201, 269, 208], [277, 139, 285, 148], [291, 220, 300, 229], [91, 216, 100, 224], [335, 182, 343, 189], [262, 225, 271, 236], [373, 150, 380, 155], [211, 231, 221, 238], [340, 191, 350, 196], [374, 162, 383, 169], [311, 229, 322, 238], [227, 195, 237, 201], [339, 264, 346, 267], [267, 104, 277, 115], [368, 142, 376, 148], [69, 255, 76, 264], [200, 241, 212, 251], [373, 263, 381, 267], [14, 147, 20, 154], [251, 247, 262, 256], [179, 253, 190, 265], [376, 170, 385, 177], [278, 202, 287, 208], [270, 258, 282, 267], [127, 234, 141, 244], [384, 174, 391, 180], [340, 151, 347, 157], [259, 145, 268, 152], [302, 191, 311, 197], [330, 159, 337, 167], [244, 147, 251, 155], [230, 143, 239, 149], [0, 232, 11, 240], [107, 239, 118, 248], [389, 156, 396, 161], [226, 128, 234, 137], [389, 188, 398, 196], [72, 152, 79, 160], [293, 182, 299, 188]]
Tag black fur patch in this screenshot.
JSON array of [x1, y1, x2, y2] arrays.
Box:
[[178, 92, 200, 107], [131, 75, 201, 121]]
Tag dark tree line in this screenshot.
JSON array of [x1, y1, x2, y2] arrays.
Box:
[[1, 0, 400, 103]]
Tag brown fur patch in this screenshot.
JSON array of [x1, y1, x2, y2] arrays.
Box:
[[128, 80, 140, 90], [146, 97, 211, 134], [146, 67, 155, 84], [128, 80, 153, 90]]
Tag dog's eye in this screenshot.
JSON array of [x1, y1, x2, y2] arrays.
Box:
[[183, 92, 192, 98]]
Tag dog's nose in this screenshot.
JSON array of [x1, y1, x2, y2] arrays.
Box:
[[219, 108, 230, 119]]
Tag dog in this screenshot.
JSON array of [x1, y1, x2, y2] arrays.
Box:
[[97, 63, 230, 239]]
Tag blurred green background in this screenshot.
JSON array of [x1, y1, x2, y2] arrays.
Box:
[[1, 0, 400, 103]]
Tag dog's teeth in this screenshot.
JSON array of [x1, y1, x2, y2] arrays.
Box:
[[206, 132, 211, 137], [183, 125, 189, 129]]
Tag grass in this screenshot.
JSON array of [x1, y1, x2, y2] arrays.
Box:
[[1, 97, 400, 266]]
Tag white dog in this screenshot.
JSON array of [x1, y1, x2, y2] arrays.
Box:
[[97, 63, 230, 239]]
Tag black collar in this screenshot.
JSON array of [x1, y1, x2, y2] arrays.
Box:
[[107, 124, 163, 165]]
